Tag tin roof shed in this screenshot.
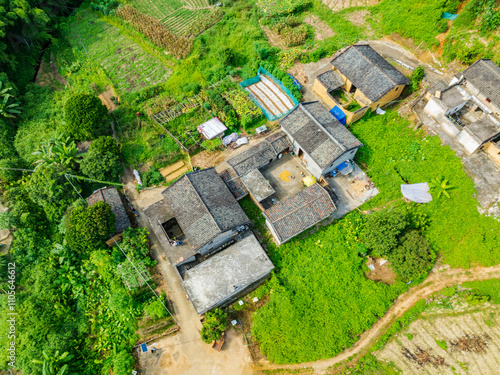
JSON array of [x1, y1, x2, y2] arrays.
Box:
[[198, 118, 227, 140]]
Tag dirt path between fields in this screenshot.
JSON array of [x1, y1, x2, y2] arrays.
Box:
[[251, 264, 500, 374]]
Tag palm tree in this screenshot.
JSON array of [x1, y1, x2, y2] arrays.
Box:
[[32, 350, 73, 375], [0, 81, 21, 119]]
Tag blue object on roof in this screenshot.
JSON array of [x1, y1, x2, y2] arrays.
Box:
[[337, 161, 349, 171], [442, 12, 458, 20], [140, 343, 148, 353], [287, 74, 302, 90], [329, 106, 347, 125]]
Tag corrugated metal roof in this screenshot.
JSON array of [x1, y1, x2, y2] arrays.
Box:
[[198, 118, 227, 140]]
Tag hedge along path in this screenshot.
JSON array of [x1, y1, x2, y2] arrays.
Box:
[[250, 264, 500, 374]]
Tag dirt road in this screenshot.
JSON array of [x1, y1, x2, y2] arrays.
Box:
[[251, 264, 500, 374], [121, 173, 253, 375]]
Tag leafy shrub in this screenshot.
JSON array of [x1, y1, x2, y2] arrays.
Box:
[[436, 339, 448, 350], [81, 136, 122, 183], [142, 166, 164, 187], [361, 209, 410, 256], [90, 0, 118, 15], [200, 308, 227, 343], [390, 230, 435, 282], [201, 138, 222, 151], [66, 201, 115, 253], [410, 66, 425, 92], [63, 94, 108, 141], [144, 299, 167, 320], [0, 157, 24, 184], [118, 227, 151, 264]]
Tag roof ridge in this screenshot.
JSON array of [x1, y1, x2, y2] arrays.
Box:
[[185, 174, 222, 234], [300, 103, 347, 152], [480, 59, 500, 76], [354, 45, 398, 86]]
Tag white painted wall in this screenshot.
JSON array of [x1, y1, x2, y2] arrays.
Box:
[[457, 129, 481, 155]]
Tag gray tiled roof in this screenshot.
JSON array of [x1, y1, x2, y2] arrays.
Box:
[[330, 44, 410, 102], [465, 115, 500, 143], [87, 187, 131, 233], [226, 131, 291, 177], [280, 102, 362, 169], [263, 184, 336, 244], [162, 168, 250, 251], [462, 59, 500, 109], [219, 168, 248, 199], [316, 70, 344, 91]]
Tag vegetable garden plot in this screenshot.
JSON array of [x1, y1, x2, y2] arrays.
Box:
[[65, 11, 172, 92], [375, 310, 500, 374]]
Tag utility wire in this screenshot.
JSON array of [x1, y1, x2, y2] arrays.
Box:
[[113, 239, 217, 375]]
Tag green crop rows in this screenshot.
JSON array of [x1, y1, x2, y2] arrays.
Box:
[[65, 11, 172, 92]]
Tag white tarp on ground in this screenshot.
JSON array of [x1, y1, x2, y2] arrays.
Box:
[[198, 118, 227, 140], [401, 183, 433, 203], [222, 133, 238, 146]]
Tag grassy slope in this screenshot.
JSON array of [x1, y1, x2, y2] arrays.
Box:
[[350, 112, 500, 268]]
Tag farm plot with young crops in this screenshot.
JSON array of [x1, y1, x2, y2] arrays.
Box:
[[126, 0, 217, 36], [376, 308, 500, 374], [65, 11, 172, 92]]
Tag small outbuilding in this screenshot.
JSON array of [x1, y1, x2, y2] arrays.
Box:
[[197, 118, 227, 140], [263, 183, 336, 245], [87, 186, 131, 234]]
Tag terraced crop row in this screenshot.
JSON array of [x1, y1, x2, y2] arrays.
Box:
[[162, 8, 209, 35], [183, 0, 210, 8], [66, 11, 172, 92], [132, 0, 184, 19]]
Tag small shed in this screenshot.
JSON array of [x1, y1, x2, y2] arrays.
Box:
[[198, 118, 227, 140]]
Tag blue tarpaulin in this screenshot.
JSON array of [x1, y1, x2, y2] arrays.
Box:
[[442, 12, 458, 20], [140, 343, 148, 353], [329, 106, 347, 125]]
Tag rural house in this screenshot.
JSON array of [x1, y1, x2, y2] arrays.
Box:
[[143, 168, 275, 314], [221, 126, 339, 246], [424, 59, 500, 155], [313, 44, 410, 124], [161, 168, 251, 258], [280, 101, 363, 179], [87, 186, 131, 234]]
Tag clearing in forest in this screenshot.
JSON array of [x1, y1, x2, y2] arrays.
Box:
[[128, 0, 221, 36], [376, 307, 500, 374], [65, 11, 172, 92]]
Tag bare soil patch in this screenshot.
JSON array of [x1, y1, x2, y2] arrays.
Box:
[[260, 25, 287, 49], [304, 15, 335, 41], [98, 86, 118, 111], [365, 257, 396, 284], [191, 150, 226, 169], [35, 53, 67, 88], [323, 0, 379, 11], [287, 64, 308, 86], [346, 10, 375, 37]]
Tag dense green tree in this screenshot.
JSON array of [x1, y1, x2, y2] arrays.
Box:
[[361, 209, 410, 256], [390, 230, 435, 282], [0, 81, 22, 119], [66, 201, 115, 253], [32, 350, 73, 375], [24, 164, 79, 222], [63, 94, 108, 141], [0, 157, 24, 184], [200, 308, 226, 343], [2, 186, 49, 232], [80, 136, 122, 182]]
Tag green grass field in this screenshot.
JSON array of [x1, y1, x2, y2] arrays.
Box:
[[65, 11, 172, 92]]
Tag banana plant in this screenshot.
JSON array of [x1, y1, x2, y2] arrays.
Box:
[[430, 176, 454, 198], [33, 133, 81, 170], [0, 81, 22, 119], [32, 350, 73, 375]]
